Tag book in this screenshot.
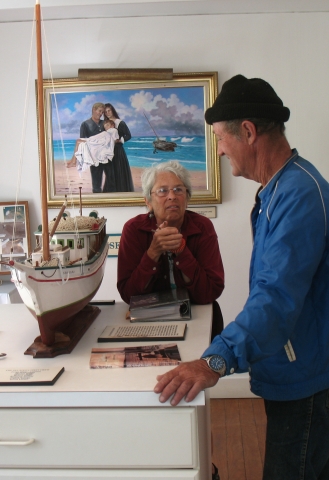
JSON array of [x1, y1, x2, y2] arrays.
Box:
[[0, 366, 64, 386], [90, 343, 181, 368], [129, 288, 191, 323], [89, 300, 115, 305], [98, 322, 187, 342]]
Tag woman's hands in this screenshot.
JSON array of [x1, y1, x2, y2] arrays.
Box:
[[147, 221, 183, 262]]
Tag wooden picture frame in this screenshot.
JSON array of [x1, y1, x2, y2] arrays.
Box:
[[41, 71, 220, 208], [0, 201, 31, 275]]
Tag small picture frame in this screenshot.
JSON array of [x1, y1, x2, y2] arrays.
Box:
[[107, 234, 121, 257], [0, 201, 31, 275], [187, 206, 217, 218]]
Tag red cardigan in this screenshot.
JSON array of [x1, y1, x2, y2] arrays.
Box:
[[117, 210, 225, 305]]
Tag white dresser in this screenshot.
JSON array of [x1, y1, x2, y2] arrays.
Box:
[[0, 302, 213, 479]]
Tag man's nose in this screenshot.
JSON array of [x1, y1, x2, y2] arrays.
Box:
[[217, 143, 224, 156]]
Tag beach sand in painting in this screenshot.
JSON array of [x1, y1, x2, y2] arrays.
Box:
[[54, 160, 207, 195]]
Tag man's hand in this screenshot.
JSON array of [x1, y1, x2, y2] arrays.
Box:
[[154, 359, 220, 406]]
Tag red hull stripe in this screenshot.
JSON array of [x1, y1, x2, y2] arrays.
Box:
[[27, 253, 106, 283]]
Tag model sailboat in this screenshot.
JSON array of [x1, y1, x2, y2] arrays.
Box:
[[8, 2, 109, 355]]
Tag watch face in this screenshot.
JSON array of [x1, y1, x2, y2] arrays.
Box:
[[209, 355, 225, 372]]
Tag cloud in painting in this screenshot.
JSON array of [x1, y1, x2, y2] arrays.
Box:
[[52, 87, 205, 140], [52, 93, 107, 139], [130, 90, 205, 136]]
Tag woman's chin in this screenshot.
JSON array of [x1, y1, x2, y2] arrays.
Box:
[[165, 212, 184, 225]]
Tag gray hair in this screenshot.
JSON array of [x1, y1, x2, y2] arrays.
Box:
[[224, 118, 286, 138], [142, 161, 192, 201]]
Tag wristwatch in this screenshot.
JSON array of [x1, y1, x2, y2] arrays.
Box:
[[202, 355, 226, 377]]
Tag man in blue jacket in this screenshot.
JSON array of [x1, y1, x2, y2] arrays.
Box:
[[154, 74, 329, 479]]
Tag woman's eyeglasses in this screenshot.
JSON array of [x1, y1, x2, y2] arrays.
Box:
[[150, 187, 187, 197]]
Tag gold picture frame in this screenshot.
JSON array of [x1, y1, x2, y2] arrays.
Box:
[[0, 201, 31, 275], [41, 71, 220, 208]]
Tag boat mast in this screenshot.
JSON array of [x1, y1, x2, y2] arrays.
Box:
[[142, 110, 160, 140], [35, 0, 50, 260]]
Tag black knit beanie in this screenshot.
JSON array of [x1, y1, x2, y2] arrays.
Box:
[[205, 74, 290, 125]]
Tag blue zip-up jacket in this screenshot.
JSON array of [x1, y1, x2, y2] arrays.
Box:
[[203, 150, 329, 401]]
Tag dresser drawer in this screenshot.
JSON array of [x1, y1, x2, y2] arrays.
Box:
[[0, 408, 198, 469], [0, 468, 201, 479]]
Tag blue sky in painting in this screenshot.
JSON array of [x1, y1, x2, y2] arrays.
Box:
[[51, 85, 206, 140]]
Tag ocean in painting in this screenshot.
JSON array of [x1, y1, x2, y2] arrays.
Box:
[[53, 135, 206, 172]]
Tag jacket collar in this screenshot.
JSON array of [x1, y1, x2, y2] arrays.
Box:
[[258, 148, 299, 200]]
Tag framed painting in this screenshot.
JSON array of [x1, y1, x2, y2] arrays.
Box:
[[0, 201, 31, 275], [41, 71, 220, 208]]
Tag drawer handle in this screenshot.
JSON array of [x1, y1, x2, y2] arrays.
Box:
[[0, 439, 35, 446]]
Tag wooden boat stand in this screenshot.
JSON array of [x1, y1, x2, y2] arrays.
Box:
[[24, 304, 100, 358]]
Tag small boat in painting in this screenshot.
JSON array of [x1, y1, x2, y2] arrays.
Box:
[[153, 139, 177, 153], [142, 110, 178, 153]]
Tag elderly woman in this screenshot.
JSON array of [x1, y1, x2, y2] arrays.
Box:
[[117, 160, 225, 336]]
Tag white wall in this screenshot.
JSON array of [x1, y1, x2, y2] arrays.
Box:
[[1, 7, 329, 397]]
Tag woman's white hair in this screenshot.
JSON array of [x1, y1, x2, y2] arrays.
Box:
[[141, 161, 192, 201]]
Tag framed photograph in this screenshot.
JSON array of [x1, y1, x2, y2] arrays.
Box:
[[0, 201, 31, 275], [41, 72, 220, 208]]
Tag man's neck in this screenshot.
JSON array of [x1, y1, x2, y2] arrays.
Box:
[[255, 137, 292, 186]]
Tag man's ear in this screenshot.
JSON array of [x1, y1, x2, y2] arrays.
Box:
[[241, 120, 257, 144]]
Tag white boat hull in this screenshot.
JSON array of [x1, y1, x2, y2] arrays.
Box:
[[11, 236, 109, 345]]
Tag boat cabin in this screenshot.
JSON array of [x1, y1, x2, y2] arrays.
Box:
[[32, 216, 107, 267]]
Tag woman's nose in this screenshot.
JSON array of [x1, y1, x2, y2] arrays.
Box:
[[167, 188, 177, 199]]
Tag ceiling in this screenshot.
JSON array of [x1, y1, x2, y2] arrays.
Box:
[[1, 0, 329, 23]]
